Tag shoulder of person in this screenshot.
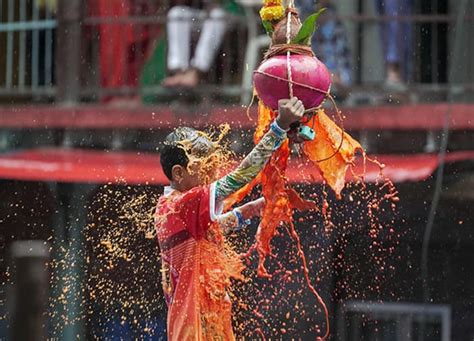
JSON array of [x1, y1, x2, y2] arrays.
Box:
[[180, 185, 210, 201]]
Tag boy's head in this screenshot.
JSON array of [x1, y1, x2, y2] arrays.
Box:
[[160, 127, 215, 191]]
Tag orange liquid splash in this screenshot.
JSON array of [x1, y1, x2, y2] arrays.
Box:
[[190, 102, 396, 340], [230, 103, 334, 339]]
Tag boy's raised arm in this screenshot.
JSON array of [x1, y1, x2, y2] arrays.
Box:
[[214, 97, 305, 202]]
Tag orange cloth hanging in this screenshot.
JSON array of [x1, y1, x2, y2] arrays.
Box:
[[303, 110, 363, 197]]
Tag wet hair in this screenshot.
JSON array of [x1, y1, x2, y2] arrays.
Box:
[[159, 127, 214, 181]]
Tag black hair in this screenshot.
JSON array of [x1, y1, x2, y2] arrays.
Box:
[[159, 127, 214, 181], [160, 144, 188, 180]]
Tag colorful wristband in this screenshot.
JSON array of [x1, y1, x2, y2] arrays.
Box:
[[270, 120, 288, 139]]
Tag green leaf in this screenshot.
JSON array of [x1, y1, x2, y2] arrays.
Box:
[[291, 8, 326, 45], [262, 20, 274, 36]]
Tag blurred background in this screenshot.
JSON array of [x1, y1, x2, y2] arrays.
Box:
[[0, 0, 473, 340]]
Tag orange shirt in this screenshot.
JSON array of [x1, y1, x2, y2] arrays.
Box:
[[155, 184, 243, 340]]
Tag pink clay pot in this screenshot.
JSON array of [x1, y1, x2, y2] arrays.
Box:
[[253, 54, 331, 111]]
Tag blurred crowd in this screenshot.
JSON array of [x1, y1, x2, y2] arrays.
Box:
[[91, 0, 416, 103]]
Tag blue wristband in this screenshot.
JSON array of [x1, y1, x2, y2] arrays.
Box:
[[270, 120, 288, 139], [233, 209, 251, 230]]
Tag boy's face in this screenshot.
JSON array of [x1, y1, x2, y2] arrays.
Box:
[[173, 164, 201, 190]]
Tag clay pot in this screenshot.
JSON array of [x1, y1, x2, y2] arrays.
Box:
[[254, 54, 331, 111]]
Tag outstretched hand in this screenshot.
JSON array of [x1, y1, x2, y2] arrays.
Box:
[[237, 197, 265, 220]]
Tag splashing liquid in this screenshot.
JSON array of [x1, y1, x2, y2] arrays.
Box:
[[49, 116, 399, 339], [44, 185, 165, 338], [225, 103, 331, 339], [225, 102, 399, 340], [177, 123, 234, 185]]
